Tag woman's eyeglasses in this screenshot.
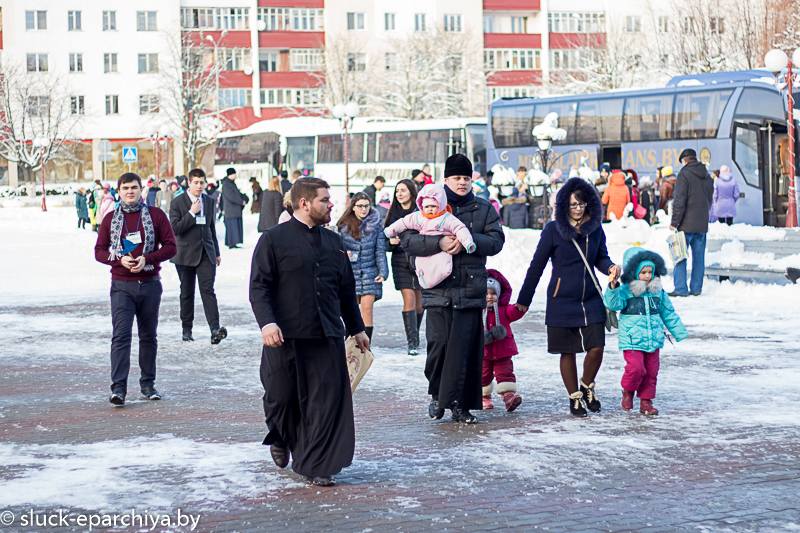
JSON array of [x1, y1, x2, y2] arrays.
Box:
[[354, 204, 371, 210], [568, 203, 587, 210]]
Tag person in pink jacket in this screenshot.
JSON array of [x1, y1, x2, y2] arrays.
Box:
[[482, 269, 527, 411], [384, 184, 476, 289], [98, 186, 117, 223]]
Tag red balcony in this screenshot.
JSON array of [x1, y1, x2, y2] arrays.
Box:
[[183, 30, 252, 48], [259, 72, 323, 88], [484, 33, 541, 49], [483, 0, 539, 10], [549, 33, 606, 49], [221, 107, 325, 132], [258, 0, 324, 7], [486, 71, 542, 86], [258, 31, 325, 49], [219, 71, 254, 88]]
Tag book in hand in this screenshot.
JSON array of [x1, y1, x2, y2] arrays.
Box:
[[345, 336, 373, 394]]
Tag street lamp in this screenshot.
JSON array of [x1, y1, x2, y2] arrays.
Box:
[[33, 137, 49, 212], [531, 113, 567, 227], [332, 101, 360, 195], [765, 47, 800, 228], [206, 30, 228, 116]]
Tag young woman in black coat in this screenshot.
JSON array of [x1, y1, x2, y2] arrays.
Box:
[[384, 179, 423, 356], [516, 178, 621, 417], [258, 176, 285, 232]]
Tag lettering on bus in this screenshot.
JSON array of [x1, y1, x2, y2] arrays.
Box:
[[621, 148, 680, 169]]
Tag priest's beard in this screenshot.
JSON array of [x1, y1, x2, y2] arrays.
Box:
[[309, 204, 332, 226]]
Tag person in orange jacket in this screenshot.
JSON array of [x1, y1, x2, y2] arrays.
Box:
[[601, 170, 631, 221]]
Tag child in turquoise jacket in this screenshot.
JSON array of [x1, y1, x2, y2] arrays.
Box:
[[604, 247, 688, 415]]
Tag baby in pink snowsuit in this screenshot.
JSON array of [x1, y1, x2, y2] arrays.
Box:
[[384, 184, 476, 289]]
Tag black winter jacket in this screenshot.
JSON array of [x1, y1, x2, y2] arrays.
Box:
[[258, 189, 284, 232], [399, 195, 504, 309], [671, 161, 714, 233]]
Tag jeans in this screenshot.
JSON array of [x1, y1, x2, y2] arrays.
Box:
[[109, 279, 163, 395], [672, 232, 706, 295]]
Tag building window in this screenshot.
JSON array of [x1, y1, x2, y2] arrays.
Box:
[[219, 48, 251, 71], [104, 53, 118, 73], [26, 11, 47, 31], [549, 49, 587, 70], [218, 89, 252, 108], [138, 53, 158, 73], [484, 49, 541, 70], [415, 13, 426, 32], [658, 16, 669, 33], [710, 17, 724, 34], [259, 52, 278, 72], [139, 95, 160, 114], [68, 11, 82, 31], [27, 96, 50, 116], [347, 13, 365, 30], [256, 8, 322, 31], [137, 11, 157, 31], [290, 49, 323, 71], [385, 53, 396, 71], [488, 86, 535, 102], [347, 53, 366, 71], [626, 16, 642, 33], [511, 16, 527, 34], [483, 16, 494, 33], [70, 96, 85, 115], [260, 88, 322, 107], [444, 14, 462, 33], [103, 11, 117, 31], [548, 12, 604, 33], [105, 95, 119, 115], [385, 13, 395, 31], [69, 53, 83, 73], [26, 54, 48, 72], [683, 17, 694, 33]]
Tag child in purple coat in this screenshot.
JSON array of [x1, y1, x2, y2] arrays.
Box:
[[713, 165, 740, 225]]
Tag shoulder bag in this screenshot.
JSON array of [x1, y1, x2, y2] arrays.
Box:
[[571, 238, 618, 332]]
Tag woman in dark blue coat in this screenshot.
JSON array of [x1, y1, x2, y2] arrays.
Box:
[[517, 178, 620, 417]]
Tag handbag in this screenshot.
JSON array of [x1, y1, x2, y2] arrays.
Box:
[[667, 231, 689, 263], [634, 204, 647, 219], [571, 238, 619, 332]]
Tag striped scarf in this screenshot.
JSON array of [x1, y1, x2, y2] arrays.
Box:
[[107, 199, 155, 271]]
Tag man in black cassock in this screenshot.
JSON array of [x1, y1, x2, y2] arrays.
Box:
[[250, 177, 370, 487], [220, 168, 246, 248]]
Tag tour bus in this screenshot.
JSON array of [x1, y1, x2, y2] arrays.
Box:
[[214, 116, 487, 201], [487, 70, 796, 226]]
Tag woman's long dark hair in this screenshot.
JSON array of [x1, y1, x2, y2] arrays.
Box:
[[384, 179, 419, 228], [337, 192, 371, 241]]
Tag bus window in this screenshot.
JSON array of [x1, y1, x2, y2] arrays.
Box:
[[490, 103, 534, 148], [287, 136, 315, 173], [623, 94, 674, 141], [576, 98, 623, 144], [735, 88, 785, 123], [216, 133, 279, 164], [378, 130, 446, 162], [467, 125, 487, 176], [734, 125, 760, 188], [534, 101, 577, 144], [366, 133, 377, 162], [317, 134, 363, 163], [674, 90, 733, 139]]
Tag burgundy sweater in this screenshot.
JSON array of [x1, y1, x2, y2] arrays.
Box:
[[94, 206, 177, 281]]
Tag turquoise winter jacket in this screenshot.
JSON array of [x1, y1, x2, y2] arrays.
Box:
[[603, 278, 688, 352]]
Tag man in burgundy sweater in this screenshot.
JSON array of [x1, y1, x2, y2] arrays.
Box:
[[95, 173, 177, 406]]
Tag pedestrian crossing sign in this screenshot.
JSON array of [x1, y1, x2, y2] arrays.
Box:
[[122, 147, 138, 162]]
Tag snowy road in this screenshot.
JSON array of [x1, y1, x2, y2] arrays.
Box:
[[1, 208, 799, 532]]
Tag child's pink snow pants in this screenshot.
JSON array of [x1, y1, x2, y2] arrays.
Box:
[[621, 349, 660, 400]]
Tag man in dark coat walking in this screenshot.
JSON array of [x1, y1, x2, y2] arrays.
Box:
[[362, 176, 385, 206], [250, 177, 370, 487], [400, 154, 505, 424], [170, 168, 226, 344], [669, 149, 714, 297], [220, 168, 247, 248], [280, 170, 293, 195]]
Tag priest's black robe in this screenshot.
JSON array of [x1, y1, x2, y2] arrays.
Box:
[[250, 217, 365, 478]]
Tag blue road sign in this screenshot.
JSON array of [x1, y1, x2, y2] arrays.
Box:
[[122, 147, 138, 162]]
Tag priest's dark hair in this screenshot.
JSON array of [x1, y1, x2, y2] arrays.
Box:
[[117, 173, 142, 189], [188, 168, 206, 181], [337, 192, 371, 241], [290, 177, 329, 210]]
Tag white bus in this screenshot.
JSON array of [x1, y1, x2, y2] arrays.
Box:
[[213, 116, 488, 198]]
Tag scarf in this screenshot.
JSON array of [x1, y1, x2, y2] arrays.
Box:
[[444, 185, 475, 208], [385, 201, 416, 228], [421, 205, 453, 219], [108, 199, 156, 271]]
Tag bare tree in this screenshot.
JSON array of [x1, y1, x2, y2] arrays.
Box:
[[314, 32, 372, 111], [771, 0, 800, 51]]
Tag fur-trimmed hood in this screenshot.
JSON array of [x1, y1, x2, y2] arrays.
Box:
[[487, 268, 513, 306], [620, 249, 667, 284], [554, 177, 603, 241]]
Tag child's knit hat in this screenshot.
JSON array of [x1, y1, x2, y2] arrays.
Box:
[[620, 247, 668, 284], [486, 277, 502, 297]]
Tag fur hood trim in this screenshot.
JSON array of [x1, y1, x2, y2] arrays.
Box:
[[621, 250, 667, 284], [487, 268, 513, 306], [555, 178, 603, 241], [628, 277, 662, 296]]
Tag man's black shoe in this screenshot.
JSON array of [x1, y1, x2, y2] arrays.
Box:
[[428, 399, 444, 420], [306, 475, 335, 486], [140, 386, 161, 400], [270, 444, 290, 468], [451, 407, 477, 424], [787, 267, 800, 284], [109, 392, 125, 406], [182, 329, 194, 342], [211, 327, 228, 345], [667, 292, 688, 298]]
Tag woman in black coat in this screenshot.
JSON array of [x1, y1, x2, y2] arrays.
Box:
[[384, 179, 423, 356], [258, 176, 285, 232], [516, 178, 621, 417]]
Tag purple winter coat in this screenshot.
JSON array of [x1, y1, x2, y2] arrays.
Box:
[[712, 172, 740, 219]]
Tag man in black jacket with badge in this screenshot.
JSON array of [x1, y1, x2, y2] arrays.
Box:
[[400, 154, 505, 424], [170, 168, 226, 344], [250, 177, 369, 487]]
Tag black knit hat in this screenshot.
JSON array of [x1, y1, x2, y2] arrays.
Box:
[[444, 154, 473, 178], [678, 148, 697, 161], [226, 167, 236, 176]]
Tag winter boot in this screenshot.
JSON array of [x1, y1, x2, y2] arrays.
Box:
[[569, 391, 588, 417], [640, 398, 659, 416], [401, 310, 419, 356], [482, 383, 494, 409], [364, 326, 374, 343], [428, 398, 444, 420], [451, 405, 477, 424], [497, 382, 522, 412], [416, 311, 424, 330], [580, 380, 601, 413], [621, 389, 634, 412], [787, 267, 800, 284]]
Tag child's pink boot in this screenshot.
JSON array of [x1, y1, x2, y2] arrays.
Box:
[[482, 395, 494, 410], [621, 390, 634, 411], [640, 398, 659, 415], [501, 392, 522, 412]]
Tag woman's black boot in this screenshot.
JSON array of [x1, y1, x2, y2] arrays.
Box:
[[402, 311, 418, 356], [365, 326, 373, 342]]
